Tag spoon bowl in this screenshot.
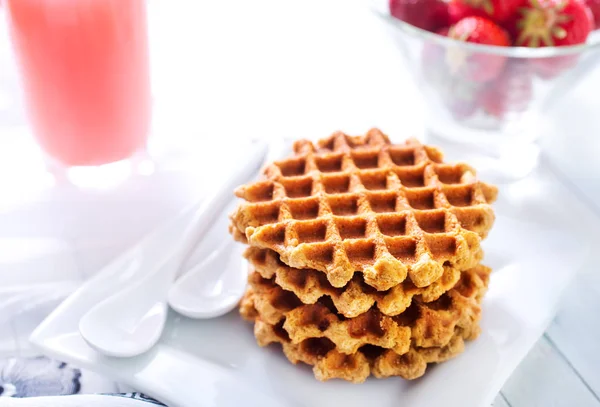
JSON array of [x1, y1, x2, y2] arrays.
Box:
[[79, 295, 168, 358], [168, 240, 246, 319], [78, 249, 185, 357]]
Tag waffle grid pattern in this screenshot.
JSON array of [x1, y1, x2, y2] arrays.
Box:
[[232, 129, 497, 290]]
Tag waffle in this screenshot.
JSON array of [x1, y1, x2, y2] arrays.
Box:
[[242, 264, 490, 356], [231, 128, 497, 290], [240, 293, 473, 383], [246, 246, 468, 318]]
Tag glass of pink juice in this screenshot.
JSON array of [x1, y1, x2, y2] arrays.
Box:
[[4, 0, 151, 166]]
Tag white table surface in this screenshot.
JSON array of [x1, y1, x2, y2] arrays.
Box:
[[1, 1, 600, 406]]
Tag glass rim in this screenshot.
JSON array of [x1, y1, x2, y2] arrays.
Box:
[[378, 12, 600, 58]]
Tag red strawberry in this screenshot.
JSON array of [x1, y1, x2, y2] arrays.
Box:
[[456, 0, 526, 22], [511, 0, 593, 78], [449, 16, 513, 45], [431, 2, 452, 29], [480, 60, 533, 119], [513, 0, 594, 46], [389, 0, 450, 32], [448, 1, 487, 24], [447, 17, 512, 82], [436, 27, 451, 36], [584, 0, 600, 28]]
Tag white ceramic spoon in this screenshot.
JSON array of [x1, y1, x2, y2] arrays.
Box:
[[78, 141, 268, 358], [167, 239, 246, 319]]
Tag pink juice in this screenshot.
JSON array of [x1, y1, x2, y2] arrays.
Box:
[[5, 0, 151, 166]]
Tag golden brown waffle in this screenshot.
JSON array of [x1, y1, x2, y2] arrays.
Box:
[[246, 246, 468, 318], [231, 128, 497, 290], [242, 264, 490, 356], [240, 293, 473, 383]]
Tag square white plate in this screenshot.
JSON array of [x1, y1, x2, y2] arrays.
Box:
[[30, 159, 600, 407]]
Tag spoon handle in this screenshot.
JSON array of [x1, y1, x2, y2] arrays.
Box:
[[172, 141, 268, 273]]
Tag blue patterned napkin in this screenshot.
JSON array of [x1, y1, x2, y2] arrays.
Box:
[[0, 356, 165, 406]]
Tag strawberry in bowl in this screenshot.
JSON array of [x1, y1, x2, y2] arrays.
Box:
[[447, 16, 511, 82], [375, 0, 600, 181], [454, 0, 525, 22], [509, 0, 595, 78], [389, 0, 450, 31], [587, 0, 600, 28]]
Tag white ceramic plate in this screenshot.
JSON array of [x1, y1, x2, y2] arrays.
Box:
[[30, 159, 600, 407]]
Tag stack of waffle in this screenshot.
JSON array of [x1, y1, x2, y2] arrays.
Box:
[[229, 128, 498, 383]]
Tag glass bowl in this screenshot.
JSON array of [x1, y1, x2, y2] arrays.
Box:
[[371, 1, 600, 182]]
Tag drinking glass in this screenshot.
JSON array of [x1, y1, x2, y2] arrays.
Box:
[[3, 0, 151, 167]]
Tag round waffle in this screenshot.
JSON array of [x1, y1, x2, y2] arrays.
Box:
[[231, 129, 497, 290]]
